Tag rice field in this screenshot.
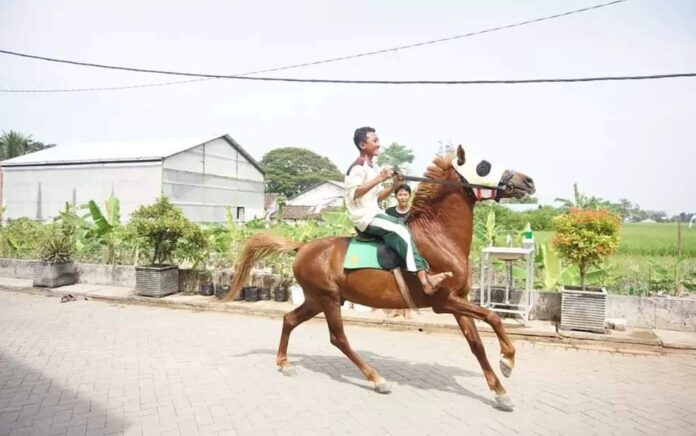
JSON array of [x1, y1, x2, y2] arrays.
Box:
[[535, 222, 696, 258]]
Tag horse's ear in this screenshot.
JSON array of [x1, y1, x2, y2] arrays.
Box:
[[456, 145, 466, 166]]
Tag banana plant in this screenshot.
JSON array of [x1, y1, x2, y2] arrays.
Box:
[[79, 197, 122, 265]]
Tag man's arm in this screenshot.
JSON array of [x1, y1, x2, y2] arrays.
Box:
[[353, 166, 393, 200]]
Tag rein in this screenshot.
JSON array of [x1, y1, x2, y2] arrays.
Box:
[[397, 173, 493, 190]]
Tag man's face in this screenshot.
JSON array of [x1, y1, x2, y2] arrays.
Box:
[[360, 132, 380, 157]]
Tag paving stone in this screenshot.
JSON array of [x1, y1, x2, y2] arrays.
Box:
[[1, 290, 695, 436]]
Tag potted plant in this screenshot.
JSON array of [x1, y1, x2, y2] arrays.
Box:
[[128, 197, 205, 298], [199, 270, 214, 296], [214, 269, 232, 299], [552, 209, 621, 333], [33, 227, 77, 288]]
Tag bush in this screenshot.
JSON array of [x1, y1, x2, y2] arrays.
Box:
[[128, 197, 207, 266], [3, 218, 50, 259], [552, 209, 621, 290]]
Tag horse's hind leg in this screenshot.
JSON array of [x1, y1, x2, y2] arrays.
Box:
[[320, 297, 392, 394], [455, 315, 514, 411], [276, 300, 321, 376]]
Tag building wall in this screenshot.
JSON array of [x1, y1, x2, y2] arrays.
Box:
[[287, 182, 344, 208], [1, 162, 162, 221], [163, 138, 265, 222]]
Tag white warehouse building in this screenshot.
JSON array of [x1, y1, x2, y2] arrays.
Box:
[[0, 134, 265, 223]]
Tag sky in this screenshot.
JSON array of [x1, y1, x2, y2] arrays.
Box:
[[1, 0, 694, 214]]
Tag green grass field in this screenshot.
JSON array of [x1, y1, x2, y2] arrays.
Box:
[[535, 222, 696, 258], [532, 223, 696, 295]]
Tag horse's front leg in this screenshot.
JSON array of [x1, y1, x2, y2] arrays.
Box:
[[454, 314, 514, 410], [431, 291, 516, 379]]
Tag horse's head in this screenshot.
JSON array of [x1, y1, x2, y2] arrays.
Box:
[[451, 145, 535, 201]]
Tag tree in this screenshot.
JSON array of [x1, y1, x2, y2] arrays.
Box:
[[552, 209, 621, 290], [376, 142, 414, 174], [261, 147, 343, 198], [0, 130, 55, 160]]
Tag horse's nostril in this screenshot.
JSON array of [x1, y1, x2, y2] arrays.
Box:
[[525, 177, 534, 187]]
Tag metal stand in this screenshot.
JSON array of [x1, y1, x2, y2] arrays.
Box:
[[479, 247, 534, 326]]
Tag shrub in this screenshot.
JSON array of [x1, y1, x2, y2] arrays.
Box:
[[552, 209, 621, 290], [128, 197, 207, 266], [39, 228, 74, 263], [3, 218, 50, 259]]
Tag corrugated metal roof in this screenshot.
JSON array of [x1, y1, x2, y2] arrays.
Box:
[[0, 134, 264, 174]]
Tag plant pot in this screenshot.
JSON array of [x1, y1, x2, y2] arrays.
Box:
[[233, 286, 246, 301], [200, 281, 214, 296], [258, 287, 271, 301], [244, 286, 259, 302], [215, 284, 230, 299], [33, 261, 77, 288], [273, 287, 289, 302], [560, 285, 607, 334], [135, 265, 179, 298]]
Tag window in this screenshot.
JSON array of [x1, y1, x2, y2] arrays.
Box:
[[236, 207, 245, 222]]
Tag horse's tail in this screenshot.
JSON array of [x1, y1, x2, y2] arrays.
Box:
[[223, 232, 303, 301]]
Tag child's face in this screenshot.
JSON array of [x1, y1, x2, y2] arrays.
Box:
[[396, 189, 410, 206]]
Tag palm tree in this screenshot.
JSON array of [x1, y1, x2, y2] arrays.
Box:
[[0, 130, 54, 160], [0, 130, 31, 160]]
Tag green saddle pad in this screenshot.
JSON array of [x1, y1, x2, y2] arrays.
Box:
[[343, 239, 382, 270]]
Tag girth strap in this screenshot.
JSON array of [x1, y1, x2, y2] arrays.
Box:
[[392, 268, 418, 310]]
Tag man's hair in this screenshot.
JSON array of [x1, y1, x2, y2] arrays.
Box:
[[394, 184, 412, 196], [353, 126, 375, 150]]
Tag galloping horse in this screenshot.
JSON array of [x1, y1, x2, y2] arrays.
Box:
[[224, 145, 535, 410]]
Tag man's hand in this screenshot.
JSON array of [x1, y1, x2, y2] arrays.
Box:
[[379, 166, 394, 181]]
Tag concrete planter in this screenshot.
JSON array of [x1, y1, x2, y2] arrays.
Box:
[[32, 261, 77, 288], [561, 285, 607, 334], [135, 265, 179, 298]]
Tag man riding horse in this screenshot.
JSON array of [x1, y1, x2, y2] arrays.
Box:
[[345, 126, 453, 295]]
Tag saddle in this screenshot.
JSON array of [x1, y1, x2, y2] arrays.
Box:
[[343, 229, 418, 309], [347, 228, 404, 270]]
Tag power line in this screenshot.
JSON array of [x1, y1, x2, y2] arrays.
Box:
[[2, 73, 694, 91], [0, 0, 630, 93]]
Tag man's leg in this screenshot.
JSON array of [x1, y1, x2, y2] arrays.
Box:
[[364, 214, 452, 295]]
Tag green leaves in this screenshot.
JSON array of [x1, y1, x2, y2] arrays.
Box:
[[260, 147, 343, 198], [376, 142, 415, 173], [128, 197, 207, 266], [552, 209, 621, 290], [39, 229, 74, 264]]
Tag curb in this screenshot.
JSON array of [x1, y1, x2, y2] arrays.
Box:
[[3, 285, 695, 353]]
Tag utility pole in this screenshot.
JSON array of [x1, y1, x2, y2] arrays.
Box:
[[677, 215, 682, 257]]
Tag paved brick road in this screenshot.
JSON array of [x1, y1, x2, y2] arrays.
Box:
[[1, 290, 695, 436]]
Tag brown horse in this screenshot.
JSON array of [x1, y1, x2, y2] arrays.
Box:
[[224, 145, 535, 410]]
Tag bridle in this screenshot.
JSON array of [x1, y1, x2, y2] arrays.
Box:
[[395, 170, 514, 202]]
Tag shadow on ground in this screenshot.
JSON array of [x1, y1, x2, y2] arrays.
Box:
[[0, 354, 129, 435], [236, 348, 497, 408]]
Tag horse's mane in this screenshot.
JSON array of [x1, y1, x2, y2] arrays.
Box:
[[410, 153, 456, 217]]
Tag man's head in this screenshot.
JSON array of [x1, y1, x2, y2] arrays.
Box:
[[353, 127, 379, 156]]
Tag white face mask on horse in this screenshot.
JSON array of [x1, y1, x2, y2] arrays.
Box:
[[451, 154, 507, 201]]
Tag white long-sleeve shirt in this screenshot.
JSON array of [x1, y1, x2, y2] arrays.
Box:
[[344, 158, 382, 231]]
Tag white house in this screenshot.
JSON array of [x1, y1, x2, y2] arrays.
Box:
[[0, 134, 265, 223], [287, 180, 345, 208]]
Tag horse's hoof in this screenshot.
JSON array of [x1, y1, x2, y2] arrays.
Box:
[[281, 365, 298, 377], [494, 394, 515, 411], [374, 381, 392, 394], [500, 356, 513, 378]]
